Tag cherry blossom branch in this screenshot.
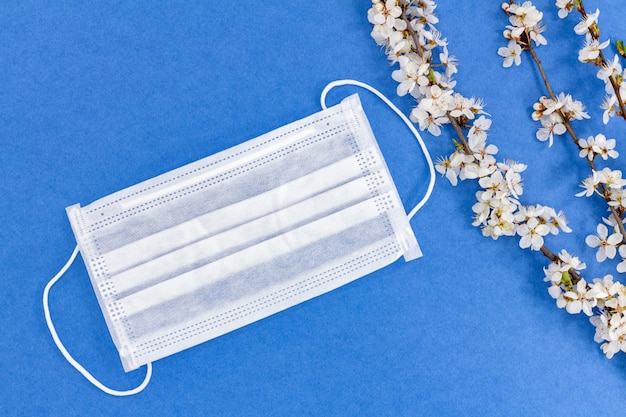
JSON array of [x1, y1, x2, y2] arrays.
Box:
[[602, 58, 626, 121], [391, 0, 574, 275], [518, 23, 626, 243], [495, 1, 626, 357], [447, 98, 576, 272], [450, 102, 575, 271], [571, 1, 626, 121], [526, 38, 588, 151], [556, 0, 626, 123], [523, 38, 626, 241], [369, 0, 626, 359], [526, 42, 556, 99]]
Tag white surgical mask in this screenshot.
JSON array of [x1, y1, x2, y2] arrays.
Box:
[[43, 80, 435, 396]]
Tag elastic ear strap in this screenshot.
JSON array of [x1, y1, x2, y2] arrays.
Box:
[[43, 246, 152, 396], [320, 79, 435, 220]]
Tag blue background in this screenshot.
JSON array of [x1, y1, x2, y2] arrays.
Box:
[[2, 1, 626, 415]]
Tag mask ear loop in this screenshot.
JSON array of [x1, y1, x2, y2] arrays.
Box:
[[320, 79, 435, 220], [43, 245, 153, 396]]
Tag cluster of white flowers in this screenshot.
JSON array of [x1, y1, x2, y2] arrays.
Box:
[[575, 167, 625, 199], [368, 0, 571, 253], [556, 1, 626, 124], [580, 176, 626, 271], [369, 0, 460, 137], [496, 1, 626, 358], [597, 56, 626, 124], [589, 277, 626, 359], [577, 134, 619, 161], [497, 1, 547, 68], [531, 93, 590, 146], [468, 162, 572, 250], [544, 251, 626, 358], [369, 0, 626, 358], [499, 2, 602, 148]]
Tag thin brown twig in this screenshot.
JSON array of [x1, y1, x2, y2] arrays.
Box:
[[402, 14, 423, 59], [446, 114, 472, 155]]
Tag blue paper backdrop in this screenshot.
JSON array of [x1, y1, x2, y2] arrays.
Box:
[[2, 1, 626, 416]]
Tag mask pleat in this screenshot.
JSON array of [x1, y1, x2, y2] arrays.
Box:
[[102, 149, 383, 278], [116, 193, 397, 318], [127, 216, 399, 364], [109, 168, 389, 297]]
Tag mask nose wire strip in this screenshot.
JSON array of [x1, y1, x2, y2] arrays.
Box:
[[320, 79, 436, 220], [42, 245, 153, 396]]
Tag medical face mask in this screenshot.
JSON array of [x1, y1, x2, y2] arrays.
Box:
[[43, 80, 435, 396]]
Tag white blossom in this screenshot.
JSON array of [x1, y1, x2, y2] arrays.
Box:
[[449, 93, 474, 120], [558, 250, 586, 271], [575, 174, 597, 197], [478, 170, 509, 202], [544, 261, 565, 284], [528, 22, 547, 46], [573, 8, 600, 36], [561, 95, 590, 120], [498, 40, 522, 68], [467, 115, 491, 144], [556, 278, 595, 316], [517, 216, 550, 250], [585, 223, 622, 262], [439, 46, 458, 76], [503, 2, 544, 36], [590, 289, 626, 359], [410, 103, 448, 136], [556, 0, 576, 19], [536, 113, 566, 146], [472, 192, 493, 225], [392, 54, 430, 97], [451, 152, 478, 182], [542, 206, 572, 234], [435, 155, 459, 186], [422, 28, 447, 51], [587, 275, 619, 301], [369, 0, 406, 31], [578, 136, 595, 160], [609, 189, 626, 211], [578, 34, 610, 63], [600, 95, 617, 124], [591, 134, 618, 160], [618, 246, 626, 273], [595, 168, 626, 190], [597, 55, 623, 83], [578, 134, 618, 161]]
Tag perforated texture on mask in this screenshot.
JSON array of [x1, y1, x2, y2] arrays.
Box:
[[131, 240, 398, 361], [84, 108, 346, 218]]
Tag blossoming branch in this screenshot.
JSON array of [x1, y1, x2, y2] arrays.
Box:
[[368, 0, 571, 271], [499, 1, 626, 244], [498, 0, 626, 358], [368, 0, 626, 358], [556, 0, 626, 124]]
